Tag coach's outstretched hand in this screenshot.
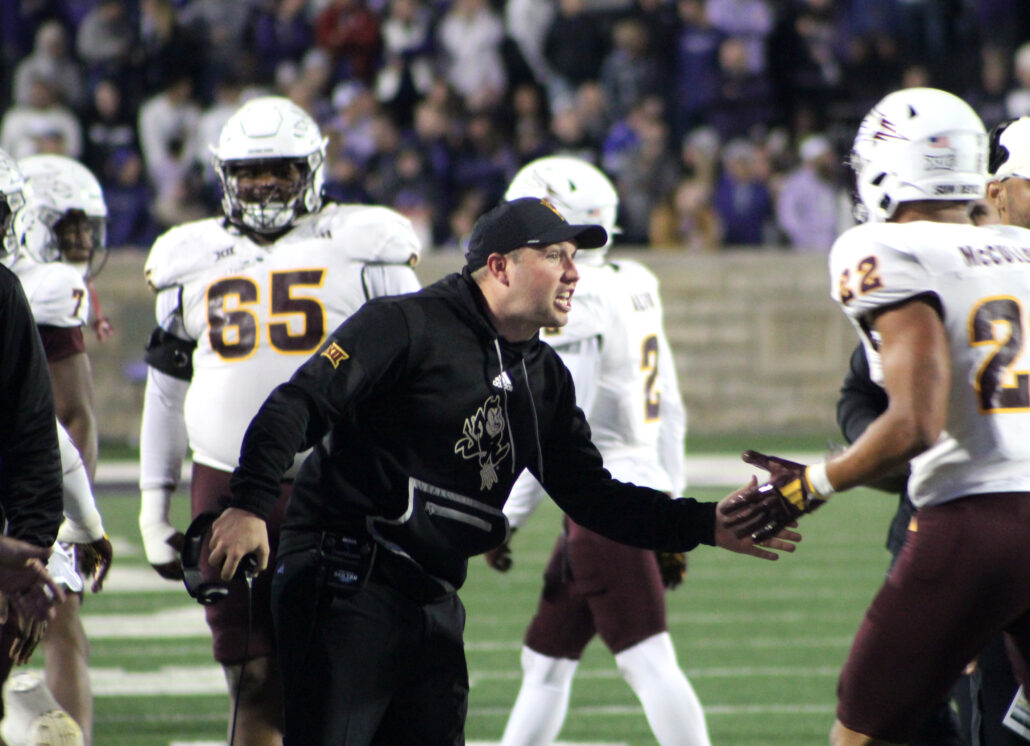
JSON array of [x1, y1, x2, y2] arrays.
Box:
[[715, 477, 802, 560], [720, 451, 830, 542]]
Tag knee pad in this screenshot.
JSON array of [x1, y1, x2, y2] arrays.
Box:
[[1, 673, 83, 746]]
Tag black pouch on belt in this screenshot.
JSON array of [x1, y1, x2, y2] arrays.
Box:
[[317, 531, 377, 597]]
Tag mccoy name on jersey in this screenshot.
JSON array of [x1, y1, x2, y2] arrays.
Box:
[[830, 219, 1030, 507], [145, 203, 421, 473]]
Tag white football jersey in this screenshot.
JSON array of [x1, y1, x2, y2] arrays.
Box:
[[146, 204, 421, 473], [9, 258, 88, 328], [504, 260, 687, 527], [830, 220, 1030, 507]]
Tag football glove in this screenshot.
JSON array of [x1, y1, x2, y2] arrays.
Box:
[[8, 614, 46, 666], [655, 551, 687, 589], [721, 451, 830, 541], [75, 536, 113, 593], [484, 528, 516, 572]]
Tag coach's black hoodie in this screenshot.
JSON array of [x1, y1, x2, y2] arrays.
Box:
[[229, 270, 716, 590]]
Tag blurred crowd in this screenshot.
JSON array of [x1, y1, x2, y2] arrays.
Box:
[[3, 0, 1030, 253]]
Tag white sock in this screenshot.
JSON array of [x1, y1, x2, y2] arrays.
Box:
[[500, 646, 579, 746], [615, 632, 711, 746]]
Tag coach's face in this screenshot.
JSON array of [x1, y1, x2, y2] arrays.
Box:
[[504, 240, 579, 337], [987, 176, 1030, 229]]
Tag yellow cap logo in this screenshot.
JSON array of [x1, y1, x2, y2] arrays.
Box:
[[321, 342, 349, 368], [540, 198, 566, 222]]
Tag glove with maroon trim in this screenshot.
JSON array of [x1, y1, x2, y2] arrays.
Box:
[[720, 451, 830, 541], [655, 551, 687, 589]]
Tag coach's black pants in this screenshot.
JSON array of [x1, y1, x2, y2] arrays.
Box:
[[271, 548, 468, 745]]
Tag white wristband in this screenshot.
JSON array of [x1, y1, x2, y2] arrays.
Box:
[[805, 462, 836, 499]]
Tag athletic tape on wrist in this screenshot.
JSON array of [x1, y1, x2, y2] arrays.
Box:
[[804, 462, 836, 499]]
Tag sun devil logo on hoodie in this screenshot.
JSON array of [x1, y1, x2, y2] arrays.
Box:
[[454, 395, 511, 490]]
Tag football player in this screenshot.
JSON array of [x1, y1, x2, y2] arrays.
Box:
[[137, 96, 422, 746], [0, 148, 80, 746], [724, 88, 1030, 746], [488, 157, 708, 746], [4, 153, 113, 746]]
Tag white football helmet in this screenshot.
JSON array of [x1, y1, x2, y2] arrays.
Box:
[[13, 155, 108, 276], [851, 87, 987, 222], [505, 156, 619, 263], [0, 148, 27, 257], [213, 96, 328, 234], [988, 116, 1030, 180]]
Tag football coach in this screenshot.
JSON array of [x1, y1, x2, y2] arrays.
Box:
[[207, 197, 799, 745]]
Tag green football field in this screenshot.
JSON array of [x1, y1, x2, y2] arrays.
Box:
[[57, 451, 898, 746]]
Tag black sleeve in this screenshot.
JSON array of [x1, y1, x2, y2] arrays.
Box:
[[229, 300, 411, 518], [536, 358, 717, 552], [144, 326, 196, 381], [0, 267, 63, 546], [836, 343, 888, 445]]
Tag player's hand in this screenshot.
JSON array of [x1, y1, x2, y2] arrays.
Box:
[[208, 508, 269, 582], [140, 499, 186, 581], [484, 528, 516, 572], [721, 451, 828, 541], [655, 551, 687, 589], [77, 535, 114, 592], [150, 531, 186, 581], [715, 477, 802, 560], [91, 315, 114, 342]]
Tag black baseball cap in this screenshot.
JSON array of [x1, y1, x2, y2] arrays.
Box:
[[465, 198, 608, 271]]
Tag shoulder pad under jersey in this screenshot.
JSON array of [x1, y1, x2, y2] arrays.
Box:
[[305, 203, 422, 266], [13, 259, 88, 327], [144, 218, 237, 292]]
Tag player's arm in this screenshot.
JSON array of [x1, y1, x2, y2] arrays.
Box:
[[138, 291, 195, 580], [724, 297, 948, 539], [836, 343, 910, 493], [825, 297, 948, 490], [48, 349, 98, 480], [361, 263, 421, 299], [56, 421, 112, 591]]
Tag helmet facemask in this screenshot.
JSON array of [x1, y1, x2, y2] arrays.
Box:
[[216, 153, 322, 234], [53, 209, 107, 278], [0, 192, 24, 258], [12, 154, 108, 275], [212, 96, 328, 235]]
